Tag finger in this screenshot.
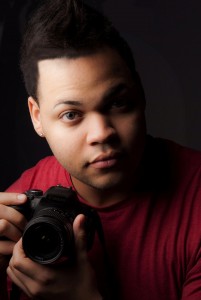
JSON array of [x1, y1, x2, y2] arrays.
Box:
[[0, 240, 16, 255], [7, 240, 54, 298], [7, 265, 32, 298], [9, 239, 49, 280], [73, 214, 88, 261], [0, 205, 27, 232], [7, 251, 41, 300], [7, 262, 54, 300], [9, 239, 37, 276], [0, 219, 23, 241], [0, 193, 27, 206]]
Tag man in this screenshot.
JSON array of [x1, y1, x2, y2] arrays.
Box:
[[0, 0, 201, 299]]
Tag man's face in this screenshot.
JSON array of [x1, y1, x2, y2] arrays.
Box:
[[29, 48, 146, 196]]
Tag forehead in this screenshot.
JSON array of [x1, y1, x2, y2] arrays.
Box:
[[37, 48, 134, 102]]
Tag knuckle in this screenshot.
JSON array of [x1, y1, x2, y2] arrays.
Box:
[[29, 285, 42, 299], [11, 255, 21, 269], [0, 219, 10, 235], [0, 205, 15, 220], [28, 274, 53, 298], [39, 269, 54, 286], [0, 204, 6, 216]]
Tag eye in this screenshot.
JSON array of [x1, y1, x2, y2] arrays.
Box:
[[111, 98, 127, 108], [60, 111, 82, 122], [109, 97, 134, 113]]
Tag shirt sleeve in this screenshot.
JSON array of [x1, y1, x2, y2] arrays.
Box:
[[5, 156, 71, 193]]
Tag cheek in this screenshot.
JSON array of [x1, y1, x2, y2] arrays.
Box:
[[39, 113, 86, 166], [47, 135, 76, 157], [47, 137, 80, 172], [43, 127, 85, 165], [117, 112, 146, 143]]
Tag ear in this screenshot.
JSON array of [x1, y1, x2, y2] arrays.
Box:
[[28, 97, 44, 137]]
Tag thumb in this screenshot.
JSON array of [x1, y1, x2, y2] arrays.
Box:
[[73, 214, 87, 261]]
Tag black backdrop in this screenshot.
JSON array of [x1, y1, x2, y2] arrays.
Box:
[[0, 0, 51, 191], [0, 0, 201, 191]]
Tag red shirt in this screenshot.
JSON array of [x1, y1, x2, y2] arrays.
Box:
[[6, 137, 201, 299]]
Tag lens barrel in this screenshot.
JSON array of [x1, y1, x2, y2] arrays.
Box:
[[22, 209, 74, 264]]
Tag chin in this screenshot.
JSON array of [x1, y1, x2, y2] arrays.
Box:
[[84, 174, 126, 191]]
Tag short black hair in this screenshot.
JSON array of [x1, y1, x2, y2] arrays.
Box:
[[20, 0, 140, 100]]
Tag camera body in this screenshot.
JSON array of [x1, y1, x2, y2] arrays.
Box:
[[13, 185, 96, 265]]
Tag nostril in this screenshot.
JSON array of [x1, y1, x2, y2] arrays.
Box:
[[87, 128, 116, 145]]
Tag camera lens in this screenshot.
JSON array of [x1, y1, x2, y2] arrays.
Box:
[[26, 224, 61, 259], [22, 215, 73, 264]]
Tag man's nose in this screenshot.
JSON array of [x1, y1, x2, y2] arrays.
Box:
[[86, 113, 116, 145]]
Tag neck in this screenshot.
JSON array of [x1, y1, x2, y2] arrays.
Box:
[[71, 177, 136, 208]]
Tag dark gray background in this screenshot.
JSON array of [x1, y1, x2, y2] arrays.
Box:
[[0, 0, 201, 190], [101, 0, 201, 151]]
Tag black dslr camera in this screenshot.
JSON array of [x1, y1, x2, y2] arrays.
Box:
[[12, 185, 96, 265]]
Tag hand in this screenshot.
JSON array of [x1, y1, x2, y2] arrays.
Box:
[[0, 192, 27, 299], [7, 214, 102, 300], [0, 192, 27, 254]]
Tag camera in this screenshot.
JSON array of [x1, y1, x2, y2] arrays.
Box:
[[12, 185, 96, 265]]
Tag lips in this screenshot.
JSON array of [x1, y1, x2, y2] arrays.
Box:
[[89, 152, 122, 169]]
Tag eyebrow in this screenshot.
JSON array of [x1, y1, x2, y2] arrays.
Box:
[[54, 100, 82, 108], [104, 83, 128, 98], [53, 83, 130, 109]]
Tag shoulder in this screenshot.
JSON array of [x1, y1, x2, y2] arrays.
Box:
[[149, 135, 201, 170], [160, 137, 201, 176], [142, 136, 201, 192], [6, 156, 72, 193], [156, 137, 201, 196]]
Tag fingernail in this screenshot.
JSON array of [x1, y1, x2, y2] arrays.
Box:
[[17, 194, 26, 202]]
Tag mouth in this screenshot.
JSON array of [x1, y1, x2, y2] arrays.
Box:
[[88, 152, 123, 169]]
